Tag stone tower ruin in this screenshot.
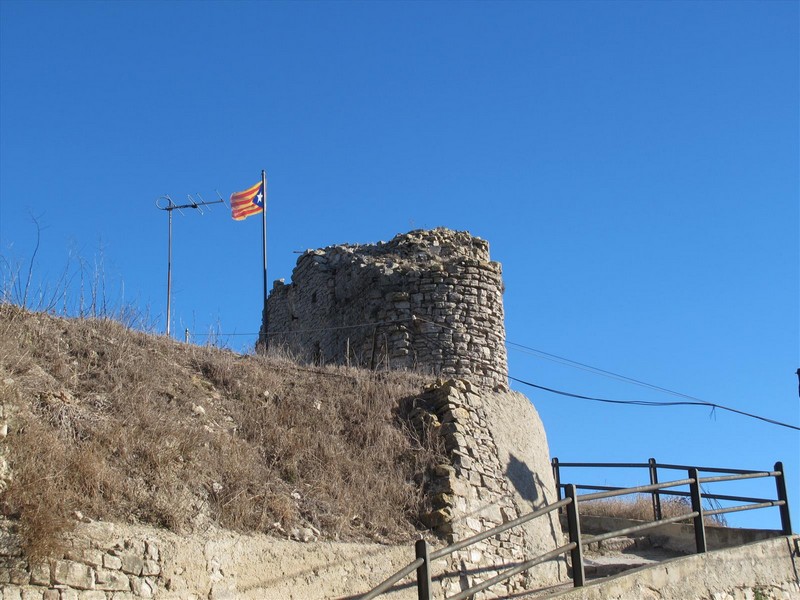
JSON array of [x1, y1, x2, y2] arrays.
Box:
[[263, 228, 508, 389]]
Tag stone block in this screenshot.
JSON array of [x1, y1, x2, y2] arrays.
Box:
[[102, 554, 122, 571], [141, 560, 160, 577], [130, 577, 153, 598], [58, 590, 79, 600], [466, 517, 482, 532], [122, 540, 145, 556], [81, 550, 103, 568], [20, 592, 43, 600], [94, 568, 129, 591], [420, 507, 453, 528], [76, 593, 106, 600], [29, 561, 51, 586], [9, 569, 30, 585], [118, 555, 143, 576], [3, 586, 22, 600], [52, 560, 94, 590], [432, 463, 455, 477], [43, 591, 60, 600]]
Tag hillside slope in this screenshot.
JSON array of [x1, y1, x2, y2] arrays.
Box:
[[0, 305, 444, 559]]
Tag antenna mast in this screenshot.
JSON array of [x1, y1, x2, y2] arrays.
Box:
[[155, 193, 226, 337]]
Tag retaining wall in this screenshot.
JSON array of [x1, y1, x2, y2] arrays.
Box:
[[0, 381, 566, 600], [550, 535, 800, 600]]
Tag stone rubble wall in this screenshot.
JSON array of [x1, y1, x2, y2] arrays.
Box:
[[263, 229, 508, 390], [0, 522, 163, 600], [0, 520, 424, 600], [410, 380, 566, 598]]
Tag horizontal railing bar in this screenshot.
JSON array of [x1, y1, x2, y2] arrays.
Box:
[[430, 498, 572, 561], [357, 557, 424, 600], [563, 484, 691, 498], [565, 484, 627, 492], [578, 478, 694, 502], [700, 492, 775, 504], [557, 461, 766, 475], [554, 462, 651, 469], [582, 511, 700, 545], [654, 463, 763, 475], [698, 471, 778, 484], [447, 543, 577, 600], [563, 482, 775, 505], [705, 500, 785, 517], [573, 486, 775, 505]]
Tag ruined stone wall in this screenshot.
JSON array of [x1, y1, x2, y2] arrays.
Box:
[[263, 229, 508, 390], [409, 380, 566, 597], [0, 519, 422, 600], [1, 521, 165, 600]]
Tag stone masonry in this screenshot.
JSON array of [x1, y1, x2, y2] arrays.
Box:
[[409, 379, 564, 598], [0, 524, 164, 600], [263, 228, 508, 390]]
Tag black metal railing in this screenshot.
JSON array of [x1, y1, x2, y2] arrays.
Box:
[[355, 459, 793, 600], [551, 458, 793, 535]]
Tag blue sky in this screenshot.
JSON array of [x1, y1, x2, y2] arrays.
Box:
[[1, 0, 797, 529]]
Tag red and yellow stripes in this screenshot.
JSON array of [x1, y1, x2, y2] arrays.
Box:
[[230, 181, 265, 221]]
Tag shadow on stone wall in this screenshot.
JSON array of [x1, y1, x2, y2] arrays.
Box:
[[505, 453, 540, 504]]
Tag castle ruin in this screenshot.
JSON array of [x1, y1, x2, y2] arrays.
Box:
[[261, 228, 566, 596], [263, 228, 508, 389]]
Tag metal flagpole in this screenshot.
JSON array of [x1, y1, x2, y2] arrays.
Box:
[[166, 203, 173, 337], [259, 170, 268, 347]]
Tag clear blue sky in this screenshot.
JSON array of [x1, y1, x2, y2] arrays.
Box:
[[1, 0, 797, 530]]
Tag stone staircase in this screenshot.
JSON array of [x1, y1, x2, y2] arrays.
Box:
[[513, 516, 796, 600], [561, 514, 689, 582], [578, 533, 685, 580]]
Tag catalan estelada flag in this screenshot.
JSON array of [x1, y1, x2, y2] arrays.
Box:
[[230, 180, 265, 221]]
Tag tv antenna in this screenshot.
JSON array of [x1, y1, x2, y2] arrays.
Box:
[[156, 193, 226, 337]]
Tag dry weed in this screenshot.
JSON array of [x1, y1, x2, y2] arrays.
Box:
[[581, 493, 727, 526], [0, 305, 445, 559]]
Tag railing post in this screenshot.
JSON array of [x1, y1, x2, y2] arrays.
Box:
[[774, 461, 793, 535], [552, 458, 562, 504], [688, 468, 707, 553], [565, 484, 585, 587], [648, 457, 662, 521], [415, 539, 432, 600]]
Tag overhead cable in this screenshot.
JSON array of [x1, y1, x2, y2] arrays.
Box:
[[414, 316, 799, 432], [509, 376, 800, 432], [506, 341, 708, 403], [183, 314, 799, 431]]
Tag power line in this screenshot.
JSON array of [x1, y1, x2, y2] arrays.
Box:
[[509, 375, 800, 432], [181, 314, 799, 431], [186, 317, 414, 338], [414, 316, 799, 432], [506, 341, 706, 403]]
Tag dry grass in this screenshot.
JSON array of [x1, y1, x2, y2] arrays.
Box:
[[0, 305, 445, 559], [581, 494, 727, 526]]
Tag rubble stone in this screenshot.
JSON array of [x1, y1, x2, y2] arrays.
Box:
[[263, 229, 508, 390]]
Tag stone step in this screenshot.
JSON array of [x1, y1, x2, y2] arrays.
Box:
[[584, 535, 652, 554], [573, 553, 662, 579]]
